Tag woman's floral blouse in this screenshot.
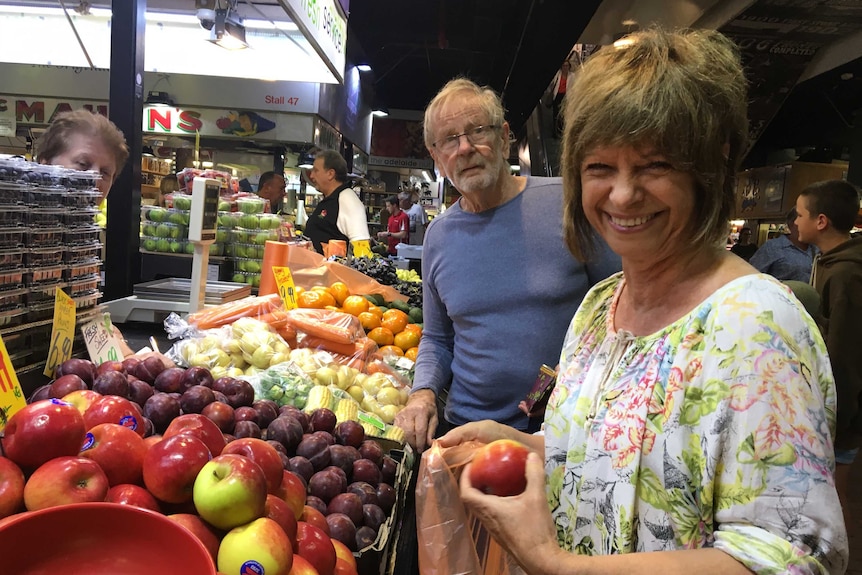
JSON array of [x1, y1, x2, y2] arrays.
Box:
[[544, 273, 847, 574]]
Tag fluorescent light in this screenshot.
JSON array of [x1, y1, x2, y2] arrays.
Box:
[[244, 19, 298, 31], [372, 108, 389, 117], [357, 64, 372, 72]]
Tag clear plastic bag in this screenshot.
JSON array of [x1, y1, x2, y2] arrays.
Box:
[[416, 441, 523, 575]]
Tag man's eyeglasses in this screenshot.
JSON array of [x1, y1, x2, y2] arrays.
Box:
[[431, 125, 500, 154]]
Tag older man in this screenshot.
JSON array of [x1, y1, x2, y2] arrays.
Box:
[[304, 149, 371, 254], [394, 78, 620, 451]]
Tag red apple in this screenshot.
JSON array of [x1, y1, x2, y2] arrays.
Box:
[[222, 437, 284, 494], [143, 434, 163, 449], [290, 554, 322, 575], [277, 470, 308, 520], [300, 505, 330, 536], [60, 388, 101, 413], [330, 539, 356, 571], [334, 557, 359, 575], [83, 395, 145, 438], [0, 456, 25, 519], [467, 439, 530, 496], [218, 517, 293, 575], [79, 423, 148, 486], [163, 413, 226, 456], [167, 513, 221, 564], [266, 493, 299, 550], [105, 483, 161, 513], [142, 433, 211, 504], [193, 453, 268, 530], [23, 456, 109, 511], [296, 521, 337, 575], [201, 401, 235, 433], [1, 399, 87, 471]]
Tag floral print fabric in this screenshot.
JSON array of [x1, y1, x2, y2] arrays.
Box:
[[544, 273, 848, 574]]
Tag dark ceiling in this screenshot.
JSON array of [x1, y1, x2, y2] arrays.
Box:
[[346, 0, 602, 134], [345, 0, 862, 167]]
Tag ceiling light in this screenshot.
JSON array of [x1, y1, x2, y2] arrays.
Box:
[[208, 8, 249, 50], [371, 106, 389, 118], [357, 64, 372, 72], [621, 19, 638, 27]]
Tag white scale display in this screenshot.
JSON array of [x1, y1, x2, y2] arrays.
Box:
[[188, 177, 221, 311]]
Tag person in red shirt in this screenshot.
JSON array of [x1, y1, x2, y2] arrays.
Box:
[[376, 195, 409, 255]]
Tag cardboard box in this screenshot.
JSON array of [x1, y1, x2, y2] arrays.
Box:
[[356, 442, 416, 575]]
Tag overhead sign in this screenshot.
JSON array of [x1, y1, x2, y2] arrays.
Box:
[[142, 105, 314, 143], [369, 156, 434, 170], [281, 0, 347, 83], [0, 96, 108, 136]]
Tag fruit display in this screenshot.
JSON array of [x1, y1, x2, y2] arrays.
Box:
[[331, 257, 424, 308], [1, 356, 412, 575]]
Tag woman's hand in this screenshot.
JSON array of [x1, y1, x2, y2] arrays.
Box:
[[437, 420, 541, 452], [460, 452, 565, 574]]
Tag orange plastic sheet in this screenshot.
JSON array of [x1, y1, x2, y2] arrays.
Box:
[[416, 441, 523, 575], [284, 248, 406, 302]]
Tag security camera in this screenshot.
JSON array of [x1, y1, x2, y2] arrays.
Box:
[[197, 8, 216, 30]]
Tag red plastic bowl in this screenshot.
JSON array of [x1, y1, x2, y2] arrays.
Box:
[[0, 502, 217, 575]]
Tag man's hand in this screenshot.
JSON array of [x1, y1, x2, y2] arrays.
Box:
[[394, 389, 438, 452]]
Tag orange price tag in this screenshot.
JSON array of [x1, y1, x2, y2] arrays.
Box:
[[44, 288, 76, 377], [272, 266, 298, 310], [0, 335, 26, 432]]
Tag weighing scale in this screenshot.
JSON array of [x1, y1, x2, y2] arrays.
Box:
[[106, 177, 251, 323]]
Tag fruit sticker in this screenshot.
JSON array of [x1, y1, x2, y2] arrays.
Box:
[[240, 560, 265, 574], [0, 335, 26, 432], [271, 267, 298, 310], [43, 288, 76, 378]]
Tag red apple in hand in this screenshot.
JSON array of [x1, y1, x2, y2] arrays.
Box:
[[23, 456, 109, 511], [193, 453, 268, 530], [105, 483, 161, 513], [143, 433, 211, 504], [163, 413, 226, 456], [222, 437, 284, 494], [218, 517, 293, 575], [467, 439, 530, 496], [0, 456, 25, 519], [79, 423, 148, 486], [296, 521, 337, 575], [1, 399, 87, 471], [167, 513, 222, 563]]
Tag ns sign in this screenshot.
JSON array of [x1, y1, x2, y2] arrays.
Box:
[[145, 107, 203, 134]]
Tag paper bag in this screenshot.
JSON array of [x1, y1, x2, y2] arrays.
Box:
[[416, 441, 523, 575]]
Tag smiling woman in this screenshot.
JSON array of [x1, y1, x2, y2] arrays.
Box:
[[36, 108, 129, 198]]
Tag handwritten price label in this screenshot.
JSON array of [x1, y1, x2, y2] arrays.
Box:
[[82, 313, 124, 366], [0, 335, 26, 432], [44, 288, 76, 377], [272, 266, 298, 310]]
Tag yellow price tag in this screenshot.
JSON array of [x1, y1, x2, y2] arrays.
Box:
[[0, 335, 26, 432], [272, 266, 298, 310], [44, 288, 76, 377], [351, 239, 372, 258]]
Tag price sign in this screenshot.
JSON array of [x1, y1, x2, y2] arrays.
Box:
[[44, 288, 76, 377], [82, 313, 124, 366], [0, 335, 26, 432], [272, 266, 298, 310]]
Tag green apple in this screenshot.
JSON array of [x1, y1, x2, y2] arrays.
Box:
[[260, 215, 280, 230], [143, 238, 157, 251], [193, 453, 268, 530], [217, 517, 293, 575], [168, 211, 185, 225], [216, 229, 229, 243], [209, 244, 223, 256], [240, 214, 260, 229], [169, 241, 182, 253], [218, 212, 236, 228], [169, 225, 182, 239], [250, 274, 260, 288], [253, 232, 271, 245], [173, 195, 192, 210], [143, 224, 157, 236], [237, 198, 264, 214], [218, 200, 231, 211], [233, 230, 250, 243], [155, 238, 170, 252], [147, 207, 167, 222], [155, 224, 171, 238], [232, 273, 246, 283], [185, 242, 196, 254], [245, 260, 261, 273]]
